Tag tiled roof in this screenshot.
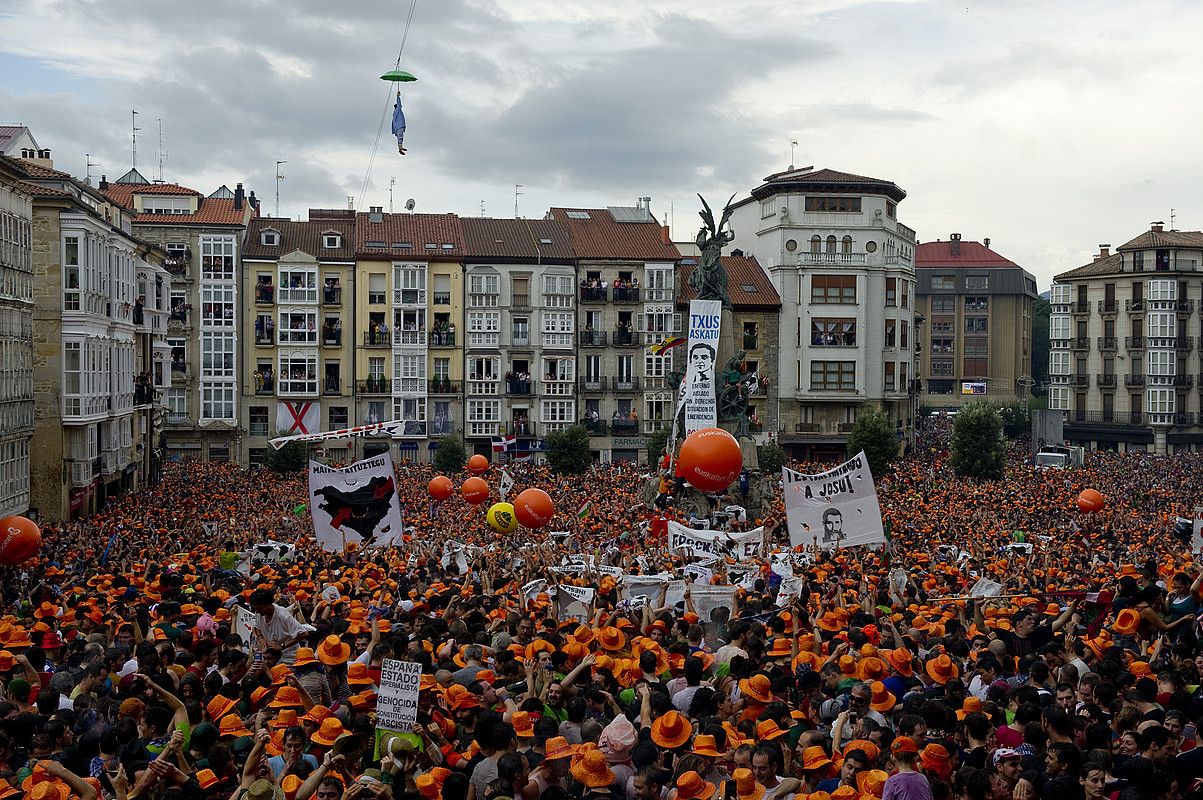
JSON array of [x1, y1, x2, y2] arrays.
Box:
[[461, 217, 574, 262], [355, 212, 465, 258], [243, 217, 357, 261], [677, 255, 781, 309], [916, 240, 1018, 268], [1116, 230, 1203, 251], [104, 181, 202, 211], [17, 180, 72, 199], [1055, 252, 1124, 281], [738, 166, 907, 206], [13, 160, 72, 180], [132, 197, 249, 227], [547, 207, 680, 261]]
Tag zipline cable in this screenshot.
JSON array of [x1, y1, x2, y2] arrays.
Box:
[[358, 0, 419, 210]]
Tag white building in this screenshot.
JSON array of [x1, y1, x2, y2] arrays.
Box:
[[727, 167, 917, 458], [0, 156, 34, 517]]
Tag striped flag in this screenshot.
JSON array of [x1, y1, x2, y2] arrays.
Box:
[[649, 336, 685, 356], [491, 434, 516, 453], [577, 500, 592, 521]]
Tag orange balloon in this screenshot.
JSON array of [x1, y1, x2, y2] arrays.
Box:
[[467, 454, 490, 476], [1077, 489, 1105, 514], [428, 475, 454, 502], [677, 427, 742, 493], [461, 477, 490, 505], [0, 516, 41, 566], [514, 488, 555, 529]]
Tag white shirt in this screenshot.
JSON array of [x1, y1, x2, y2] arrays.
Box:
[[254, 604, 305, 659]]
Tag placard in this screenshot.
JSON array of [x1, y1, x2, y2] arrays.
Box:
[[376, 659, 423, 731]]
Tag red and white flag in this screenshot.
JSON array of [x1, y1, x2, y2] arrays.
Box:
[[277, 401, 320, 436]]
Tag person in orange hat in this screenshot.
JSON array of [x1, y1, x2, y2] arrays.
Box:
[[267, 726, 320, 778], [883, 737, 931, 799]]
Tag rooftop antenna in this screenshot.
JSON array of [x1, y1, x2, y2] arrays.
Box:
[[480, 200, 486, 217], [131, 110, 141, 170], [275, 160, 287, 218], [84, 153, 100, 186], [789, 139, 798, 170], [156, 118, 165, 182], [347, 196, 355, 211], [389, 177, 396, 213], [1171, 208, 1177, 230], [514, 184, 524, 219]]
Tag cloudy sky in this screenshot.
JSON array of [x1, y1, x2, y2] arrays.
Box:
[[2, 0, 1200, 287]]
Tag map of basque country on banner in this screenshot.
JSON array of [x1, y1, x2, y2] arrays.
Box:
[[782, 451, 885, 549], [308, 453, 405, 552]]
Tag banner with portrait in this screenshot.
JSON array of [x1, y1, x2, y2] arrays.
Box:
[[308, 454, 404, 552], [782, 451, 885, 549], [683, 299, 721, 434]]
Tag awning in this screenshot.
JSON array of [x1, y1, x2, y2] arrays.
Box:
[[399, 441, 419, 451], [428, 442, 439, 450]]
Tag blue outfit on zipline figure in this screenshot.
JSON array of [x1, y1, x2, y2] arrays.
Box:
[[392, 91, 407, 155]]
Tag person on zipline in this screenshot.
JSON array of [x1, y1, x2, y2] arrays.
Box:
[[393, 90, 407, 155]]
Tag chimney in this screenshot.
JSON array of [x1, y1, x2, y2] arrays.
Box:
[[949, 232, 961, 257], [369, 206, 383, 224], [660, 225, 671, 246], [1151, 221, 1164, 233], [234, 183, 245, 211], [1099, 244, 1110, 258], [983, 237, 991, 248], [99, 175, 109, 191]]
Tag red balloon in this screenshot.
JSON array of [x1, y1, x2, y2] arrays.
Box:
[[513, 488, 555, 529], [0, 516, 41, 566], [461, 477, 490, 505], [467, 454, 490, 475], [428, 475, 454, 502], [677, 427, 743, 494], [1077, 489, 1105, 514]]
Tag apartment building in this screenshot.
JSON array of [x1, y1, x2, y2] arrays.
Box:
[[1050, 224, 1203, 453], [727, 167, 917, 459], [0, 157, 34, 517], [102, 171, 256, 462], [17, 160, 170, 520], [241, 212, 356, 464], [549, 203, 681, 463], [460, 217, 577, 458], [353, 209, 465, 462], [915, 234, 1038, 408]]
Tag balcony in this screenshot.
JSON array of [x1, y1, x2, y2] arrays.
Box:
[[255, 331, 274, 346], [1175, 412, 1197, 427], [580, 331, 608, 347], [614, 376, 640, 392], [1097, 337, 1117, 352], [1068, 410, 1145, 426], [255, 378, 276, 396], [1125, 336, 1145, 349], [467, 421, 501, 438], [429, 331, 457, 348], [1177, 299, 1196, 314], [794, 422, 820, 433], [134, 385, 157, 406], [743, 335, 759, 351], [501, 421, 536, 437], [393, 329, 427, 346], [249, 422, 269, 436], [1175, 374, 1195, 388], [468, 380, 500, 396], [612, 330, 636, 347], [1070, 301, 1090, 314], [1126, 299, 1144, 311], [255, 285, 275, 304], [322, 286, 342, 306], [837, 422, 856, 433], [392, 377, 425, 394], [165, 411, 189, 425], [581, 286, 608, 303], [581, 419, 608, 436], [1070, 337, 1090, 351], [579, 376, 607, 392], [510, 334, 530, 348], [1176, 336, 1195, 352], [168, 307, 190, 325], [1124, 374, 1146, 387], [164, 257, 189, 278], [1096, 373, 1117, 388], [433, 292, 451, 305], [512, 293, 530, 309], [358, 377, 389, 394], [323, 333, 342, 347], [542, 380, 574, 397], [1071, 373, 1089, 387], [798, 252, 867, 266], [1097, 300, 1118, 314], [363, 331, 391, 347], [171, 360, 188, 375], [505, 377, 534, 396], [612, 287, 640, 303], [611, 419, 639, 435], [323, 378, 341, 396]]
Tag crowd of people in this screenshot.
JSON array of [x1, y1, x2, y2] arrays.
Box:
[[4, 434, 1203, 800]]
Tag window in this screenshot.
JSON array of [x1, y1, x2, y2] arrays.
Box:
[[886, 201, 896, 219], [260, 230, 279, 246], [1147, 387, 1174, 415], [166, 388, 186, 416], [811, 319, 856, 346], [1148, 279, 1176, 301], [1147, 350, 1174, 376], [511, 316, 529, 345], [760, 200, 774, 219], [810, 361, 855, 390], [841, 236, 853, 255], [826, 236, 837, 254], [200, 236, 236, 280], [278, 267, 317, 304], [365, 401, 386, 424], [901, 280, 909, 308], [542, 274, 574, 307], [278, 311, 317, 344], [963, 358, 988, 377], [884, 362, 896, 391], [278, 355, 317, 395], [393, 265, 426, 305], [542, 358, 574, 382], [201, 385, 236, 420], [885, 319, 896, 347], [323, 233, 341, 249], [805, 196, 862, 213], [646, 267, 674, 301], [469, 273, 500, 306], [467, 399, 501, 435], [329, 406, 348, 428], [542, 311, 574, 347], [141, 195, 192, 214], [645, 352, 671, 380], [468, 311, 501, 347], [540, 400, 575, 424], [930, 359, 953, 376], [966, 317, 988, 333], [393, 353, 426, 393], [393, 397, 426, 423], [931, 275, 955, 290], [249, 407, 269, 436], [1050, 351, 1071, 375], [432, 358, 451, 381], [63, 235, 80, 310], [900, 320, 909, 349], [434, 274, 451, 305], [885, 278, 897, 307], [930, 296, 954, 314], [201, 287, 235, 327], [931, 337, 954, 354], [964, 339, 988, 356], [810, 275, 856, 304], [468, 356, 499, 381], [965, 275, 988, 290], [201, 331, 236, 377], [1049, 315, 1070, 340], [368, 274, 386, 305], [931, 320, 954, 334], [1147, 312, 1174, 338], [810, 235, 822, 254], [965, 296, 988, 312], [1133, 251, 1144, 271]]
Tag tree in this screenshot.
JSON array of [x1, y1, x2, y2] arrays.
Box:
[[1031, 296, 1050, 395], [545, 424, 592, 475], [845, 407, 897, 477], [757, 440, 786, 476], [998, 400, 1031, 439], [951, 401, 1005, 479], [432, 436, 467, 474], [263, 433, 309, 473], [646, 426, 671, 464]]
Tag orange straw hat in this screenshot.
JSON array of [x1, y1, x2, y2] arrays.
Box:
[[859, 657, 888, 682], [868, 681, 896, 713], [195, 771, 219, 791], [691, 734, 722, 758], [414, 768, 451, 800], [596, 626, 627, 652], [731, 768, 764, 800], [856, 769, 889, 799], [281, 775, 303, 800], [755, 720, 787, 741], [292, 647, 318, 668], [1112, 608, 1141, 636], [311, 717, 346, 747], [956, 696, 984, 720], [316, 635, 351, 666], [924, 654, 959, 685], [799, 746, 834, 775], [270, 686, 303, 709], [272, 709, 300, 729], [218, 714, 253, 739], [674, 771, 717, 800], [206, 695, 237, 721], [570, 747, 616, 788], [891, 736, 919, 754], [347, 662, 375, 686], [511, 710, 536, 738], [738, 673, 773, 704], [543, 736, 576, 761], [650, 710, 692, 749]]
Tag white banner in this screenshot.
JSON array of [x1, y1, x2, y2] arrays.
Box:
[[667, 520, 764, 561], [782, 452, 885, 549], [621, 574, 670, 606], [270, 419, 414, 450], [970, 577, 1005, 598], [690, 585, 738, 623], [683, 299, 721, 434], [376, 659, 422, 731], [556, 584, 596, 605], [684, 564, 713, 585], [777, 576, 804, 607], [232, 605, 255, 652], [277, 401, 321, 437], [522, 579, 547, 604], [308, 454, 405, 552]]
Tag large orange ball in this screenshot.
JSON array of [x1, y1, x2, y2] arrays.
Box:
[[0, 516, 41, 566], [461, 477, 490, 505], [467, 454, 490, 475], [428, 475, 454, 502], [677, 427, 743, 494], [513, 488, 555, 529], [1077, 489, 1105, 514]]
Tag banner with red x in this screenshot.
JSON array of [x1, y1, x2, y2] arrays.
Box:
[[276, 401, 319, 436]]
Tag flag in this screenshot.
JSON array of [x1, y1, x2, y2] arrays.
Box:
[[491, 435, 516, 453], [577, 501, 592, 521], [649, 336, 685, 356]]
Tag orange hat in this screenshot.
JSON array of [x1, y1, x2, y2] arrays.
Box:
[[292, 647, 318, 668], [868, 681, 895, 713], [673, 771, 716, 800], [543, 736, 576, 761], [838, 655, 859, 677], [444, 684, 482, 711], [799, 745, 834, 774], [650, 710, 691, 749], [207, 695, 237, 722], [195, 770, 219, 791], [1112, 608, 1141, 636], [766, 638, 793, 658], [218, 714, 252, 739], [511, 711, 536, 738], [0, 652, 14, 672], [891, 736, 919, 754], [414, 768, 451, 800], [844, 739, 880, 762], [738, 673, 772, 704], [730, 768, 763, 800], [887, 647, 914, 677], [924, 654, 959, 685], [317, 635, 352, 666], [281, 775, 303, 800], [571, 747, 616, 788], [270, 686, 303, 709], [957, 696, 984, 720], [302, 705, 332, 725], [597, 626, 627, 652], [755, 720, 787, 741], [856, 770, 889, 799], [1129, 661, 1152, 678], [311, 717, 346, 747], [347, 662, 375, 686], [691, 734, 722, 758], [919, 743, 952, 779]]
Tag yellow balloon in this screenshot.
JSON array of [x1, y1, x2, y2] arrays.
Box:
[[487, 502, 519, 533]]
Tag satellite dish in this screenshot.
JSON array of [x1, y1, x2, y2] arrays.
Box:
[[405, 198, 416, 211]]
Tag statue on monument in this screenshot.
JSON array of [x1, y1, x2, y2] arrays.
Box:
[[688, 193, 737, 308]]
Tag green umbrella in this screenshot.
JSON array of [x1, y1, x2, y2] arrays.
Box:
[[380, 69, 418, 83]]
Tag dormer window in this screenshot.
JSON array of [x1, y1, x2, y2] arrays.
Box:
[[323, 233, 341, 249], [260, 230, 280, 246]]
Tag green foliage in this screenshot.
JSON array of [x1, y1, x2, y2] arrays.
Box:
[[1031, 296, 1050, 395], [263, 432, 309, 473], [646, 426, 671, 463], [951, 401, 1005, 479], [545, 424, 593, 475], [998, 400, 1031, 439], [757, 441, 786, 476], [432, 436, 467, 474], [846, 407, 897, 477]]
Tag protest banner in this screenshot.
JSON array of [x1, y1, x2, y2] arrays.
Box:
[[684, 563, 714, 585], [777, 576, 804, 607], [782, 452, 885, 548], [232, 606, 255, 652], [689, 585, 738, 623], [376, 659, 423, 732], [683, 299, 721, 434], [667, 520, 764, 561], [970, 577, 1005, 598], [621, 574, 670, 605], [308, 453, 404, 552]]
